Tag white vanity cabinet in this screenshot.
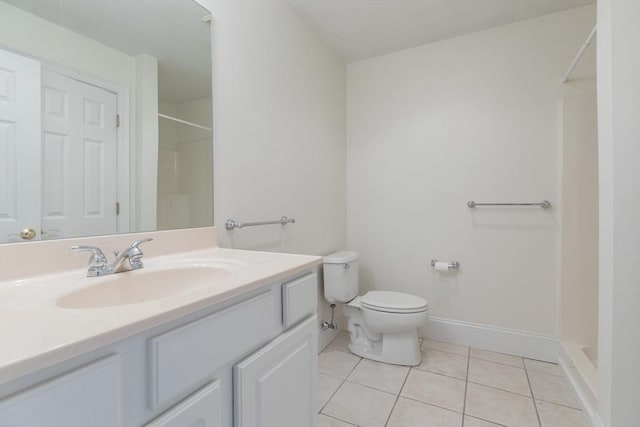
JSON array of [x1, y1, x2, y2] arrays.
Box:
[[145, 381, 222, 427], [0, 270, 319, 427], [235, 315, 317, 427], [0, 356, 121, 427]]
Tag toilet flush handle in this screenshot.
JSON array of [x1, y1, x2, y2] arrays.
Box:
[[344, 263, 350, 270]]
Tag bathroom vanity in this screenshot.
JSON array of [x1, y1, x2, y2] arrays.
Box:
[[0, 228, 321, 427]]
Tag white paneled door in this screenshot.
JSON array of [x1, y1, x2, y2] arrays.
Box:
[[0, 48, 41, 243], [41, 70, 118, 239]]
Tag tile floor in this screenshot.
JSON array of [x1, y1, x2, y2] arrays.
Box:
[[317, 332, 590, 427]]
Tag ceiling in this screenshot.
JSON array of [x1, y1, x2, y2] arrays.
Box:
[[4, 0, 212, 104], [288, 0, 596, 62]]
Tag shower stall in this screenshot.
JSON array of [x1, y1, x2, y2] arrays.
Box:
[[559, 29, 599, 410]]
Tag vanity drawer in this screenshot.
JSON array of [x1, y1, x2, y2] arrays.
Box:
[[0, 355, 121, 427], [149, 290, 280, 409], [145, 381, 222, 427], [282, 273, 317, 328]]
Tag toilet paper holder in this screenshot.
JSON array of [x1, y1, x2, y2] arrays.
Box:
[[430, 260, 460, 270]]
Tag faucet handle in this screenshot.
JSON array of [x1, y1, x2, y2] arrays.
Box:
[[127, 238, 153, 270], [130, 238, 153, 249], [71, 245, 108, 269]]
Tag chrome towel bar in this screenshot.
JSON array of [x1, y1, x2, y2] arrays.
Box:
[[467, 200, 551, 209], [225, 216, 296, 230]]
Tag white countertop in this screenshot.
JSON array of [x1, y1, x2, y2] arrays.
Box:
[[0, 233, 321, 384]]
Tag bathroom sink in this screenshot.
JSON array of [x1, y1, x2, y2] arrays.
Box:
[[57, 265, 233, 309]]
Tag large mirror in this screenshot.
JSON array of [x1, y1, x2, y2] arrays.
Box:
[[0, 0, 213, 243]]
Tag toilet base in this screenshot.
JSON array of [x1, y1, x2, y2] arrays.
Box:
[[348, 330, 422, 366]]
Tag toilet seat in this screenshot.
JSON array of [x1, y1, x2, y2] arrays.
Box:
[[361, 291, 428, 314]]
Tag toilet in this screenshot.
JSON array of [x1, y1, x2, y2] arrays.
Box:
[[323, 251, 428, 366]]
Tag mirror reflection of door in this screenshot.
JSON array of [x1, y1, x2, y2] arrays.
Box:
[[42, 70, 118, 240], [0, 48, 41, 243], [0, 47, 119, 243]]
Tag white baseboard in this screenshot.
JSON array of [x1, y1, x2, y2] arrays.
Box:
[[317, 326, 340, 353], [419, 317, 560, 362]]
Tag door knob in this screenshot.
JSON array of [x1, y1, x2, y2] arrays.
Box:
[[20, 228, 37, 240]]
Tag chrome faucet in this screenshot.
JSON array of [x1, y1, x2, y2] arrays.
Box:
[[72, 238, 154, 277]]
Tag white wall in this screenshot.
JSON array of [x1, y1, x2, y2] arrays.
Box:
[[347, 6, 596, 340], [597, 1, 640, 426], [200, 0, 347, 348], [0, 2, 135, 91], [135, 54, 159, 232]]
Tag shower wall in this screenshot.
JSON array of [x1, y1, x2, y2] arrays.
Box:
[[157, 97, 213, 230], [561, 94, 599, 358]]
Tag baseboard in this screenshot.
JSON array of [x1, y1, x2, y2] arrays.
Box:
[[558, 344, 604, 427], [317, 325, 340, 353], [419, 317, 560, 362]]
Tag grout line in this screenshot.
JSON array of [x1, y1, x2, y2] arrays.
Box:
[[319, 413, 358, 426], [400, 395, 463, 415], [524, 358, 543, 427], [343, 379, 401, 397], [465, 414, 509, 426], [535, 398, 584, 411], [384, 366, 412, 427], [319, 370, 352, 381], [422, 342, 470, 358], [319, 356, 363, 414], [469, 355, 525, 370], [345, 356, 363, 378], [461, 346, 471, 426], [421, 347, 470, 359], [408, 366, 467, 383], [526, 369, 565, 378], [318, 380, 343, 415], [412, 364, 467, 381], [466, 381, 534, 399], [327, 346, 355, 355]]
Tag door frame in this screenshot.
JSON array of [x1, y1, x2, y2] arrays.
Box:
[[42, 63, 131, 234]]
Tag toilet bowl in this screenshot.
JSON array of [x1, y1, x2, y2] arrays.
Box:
[[323, 252, 428, 366]]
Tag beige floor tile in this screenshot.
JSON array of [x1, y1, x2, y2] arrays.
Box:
[[318, 373, 342, 411], [322, 381, 396, 427], [465, 382, 539, 427], [470, 348, 524, 368], [463, 416, 503, 427], [387, 397, 462, 427], [328, 331, 352, 353], [401, 369, 466, 412], [319, 349, 361, 379], [317, 413, 356, 427], [422, 339, 469, 356], [536, 400, 589, 427], [525, 359, 565, 377], [416, 348, 468, 379], [529, 371, 580, 408], [468, 357, 531, 396], [348, 358, 410, 394]]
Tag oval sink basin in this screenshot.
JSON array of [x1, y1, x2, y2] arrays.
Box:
[[57, 266, 233, 309]]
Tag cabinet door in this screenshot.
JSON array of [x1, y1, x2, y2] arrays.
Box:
[[145, 381, 221, 427], [0, 356, 120, 427], [234, 315, 317, 427]]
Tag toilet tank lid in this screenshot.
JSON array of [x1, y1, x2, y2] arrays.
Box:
[[324, 251, 358, 264]]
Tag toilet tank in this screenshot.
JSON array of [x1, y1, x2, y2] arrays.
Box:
[[323, 251, 359, 303]]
